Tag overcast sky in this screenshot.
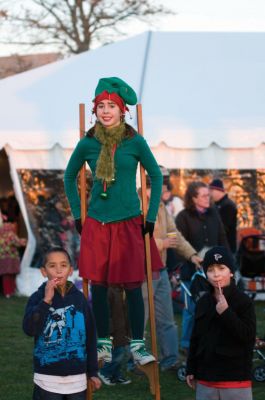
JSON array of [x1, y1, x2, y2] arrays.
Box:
[[0, 0, 265, 56], [152, 0, 265, 31]]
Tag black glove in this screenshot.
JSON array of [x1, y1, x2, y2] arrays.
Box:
[[142, 221, 155, 238], [75, 218, 82, 235]]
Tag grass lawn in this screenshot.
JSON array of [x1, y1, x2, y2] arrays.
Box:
[[1, 295, 264, 400]]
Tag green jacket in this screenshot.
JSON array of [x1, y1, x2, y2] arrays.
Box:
[[64, 125, 162, 223]]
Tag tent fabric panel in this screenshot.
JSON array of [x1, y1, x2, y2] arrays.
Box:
[[0, 33, 148, 149], [0, 32, 265, 150], [6, 143, 265, 170], [4, 144, 73, 169], [151, 142, 265, 169], [138, 32, 265, 148]]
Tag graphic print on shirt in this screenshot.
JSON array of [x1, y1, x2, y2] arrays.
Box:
[[34, 305, 86, 366]]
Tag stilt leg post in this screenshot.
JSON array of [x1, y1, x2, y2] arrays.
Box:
[[137, 104, 161, 400], [79, 104, 93, 400]]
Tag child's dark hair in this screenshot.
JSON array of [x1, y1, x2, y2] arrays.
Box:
[[42, 247, 72, 266]]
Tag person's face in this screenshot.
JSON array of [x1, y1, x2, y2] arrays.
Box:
[[206, 264, 233, 289], [55, 201, 63, 211], [193, 187, 210, 210], [210, 188, 223, 202], [41, 252, 73, 288], [96, 99, 122, 128], [161, 184, 171, 201]]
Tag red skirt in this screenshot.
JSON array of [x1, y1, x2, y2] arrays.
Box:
[[78, 215, 162, 284]]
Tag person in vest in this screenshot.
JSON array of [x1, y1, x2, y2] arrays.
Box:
[[140, 175, 202, 371]]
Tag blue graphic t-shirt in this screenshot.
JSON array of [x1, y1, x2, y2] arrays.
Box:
[[35, 304, 86, 367], [23, 282, 98, 377]]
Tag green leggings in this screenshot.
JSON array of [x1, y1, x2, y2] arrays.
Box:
[[91, 284, 144, 339]]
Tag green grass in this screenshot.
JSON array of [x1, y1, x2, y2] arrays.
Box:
[[1, 296, 264, 400]]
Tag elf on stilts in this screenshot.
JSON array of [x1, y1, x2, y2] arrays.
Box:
[[64, 77, 163, 365]]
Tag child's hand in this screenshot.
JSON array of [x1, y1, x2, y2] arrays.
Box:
[[186, 374, 196, 389], [43, 279, 58, 304], [89, 376, 101, 391], [216, 283, 228, 314]]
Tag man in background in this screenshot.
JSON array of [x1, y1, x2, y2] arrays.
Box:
[[209, 178, 238, 254]]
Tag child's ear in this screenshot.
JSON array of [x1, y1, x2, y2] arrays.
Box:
[[40, 267, 47, 278], [69, 266, 74, 277]]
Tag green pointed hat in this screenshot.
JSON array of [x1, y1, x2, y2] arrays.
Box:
[[95, 77, 137, 105]]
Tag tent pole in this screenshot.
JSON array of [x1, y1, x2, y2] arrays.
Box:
[[79, 104, 93, 400], [137, 104, 161, 400]]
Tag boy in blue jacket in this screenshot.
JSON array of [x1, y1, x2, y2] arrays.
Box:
[[23, 247, 101, 399]]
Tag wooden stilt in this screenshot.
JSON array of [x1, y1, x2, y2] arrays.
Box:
[[79, 104, 87, 227], [79, 104, 93, 400], [137, 104, 161, 400], [138, 362, 156, 395]]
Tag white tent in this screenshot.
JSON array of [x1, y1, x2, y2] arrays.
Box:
[[1, 31, 265, 295]]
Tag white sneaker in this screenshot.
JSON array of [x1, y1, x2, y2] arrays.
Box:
[[130, 339, 155, 366], [98, 372, 116, 386], [97, 338, 112, 363], [113, 376, 132, 385]]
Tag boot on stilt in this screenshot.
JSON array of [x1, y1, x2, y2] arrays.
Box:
[[97, 337, 112, 363], [130, 339, 155, 365]]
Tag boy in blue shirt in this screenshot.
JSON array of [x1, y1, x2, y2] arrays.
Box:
[[23, 247, 101, 399]]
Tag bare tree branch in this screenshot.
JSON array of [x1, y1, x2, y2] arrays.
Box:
[[0, 0, 174, 54]]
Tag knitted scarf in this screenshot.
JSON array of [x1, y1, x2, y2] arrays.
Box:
[[94, 121, 126, 183]]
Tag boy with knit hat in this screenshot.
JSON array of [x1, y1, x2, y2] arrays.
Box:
[[186, 246, 256, 400]]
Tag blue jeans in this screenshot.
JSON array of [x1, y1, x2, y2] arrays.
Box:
[[180, 280, 195, 350], [33, 385, 86, 400], [143, 269, 179, 370], [100, 345, 130, 378]]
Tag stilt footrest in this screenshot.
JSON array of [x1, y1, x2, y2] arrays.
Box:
[[138, 361, 158, 396]]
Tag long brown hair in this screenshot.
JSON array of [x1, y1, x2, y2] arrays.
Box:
[[184, 181, 208, 211]]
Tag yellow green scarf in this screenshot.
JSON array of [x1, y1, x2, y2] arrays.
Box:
[[94, 122, 126, 183]]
